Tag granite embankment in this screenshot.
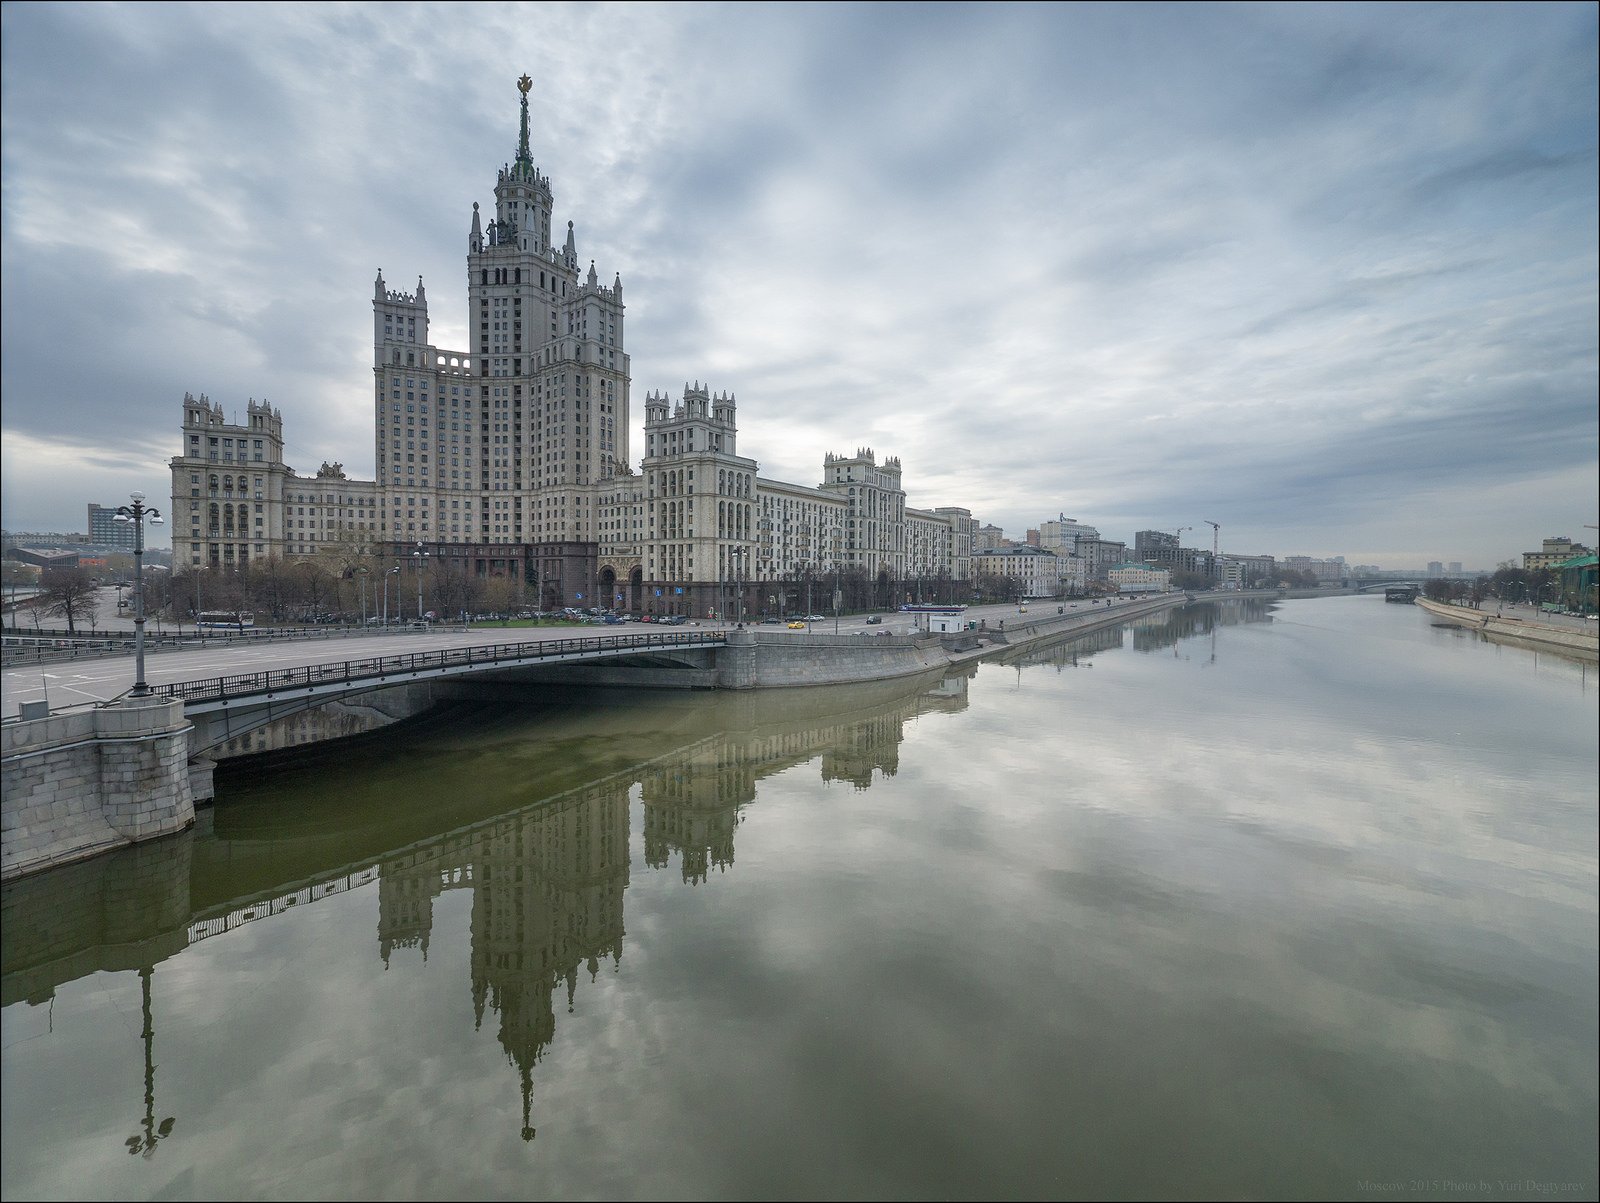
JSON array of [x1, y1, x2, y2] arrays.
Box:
[[1416, 596, 1598, 661]]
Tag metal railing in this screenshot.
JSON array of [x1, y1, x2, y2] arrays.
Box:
[[148, 630, 725, 705], [0, 622, 434, 667]]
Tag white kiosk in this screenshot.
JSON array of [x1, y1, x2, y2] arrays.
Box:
[[900, 604, 969, 633]]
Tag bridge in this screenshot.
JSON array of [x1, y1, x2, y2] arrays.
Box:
[[145, 629, 727, 754]]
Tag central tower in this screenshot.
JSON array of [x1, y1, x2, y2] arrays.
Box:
[[373, 75, 632, 604]]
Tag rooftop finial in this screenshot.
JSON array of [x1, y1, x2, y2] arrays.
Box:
[[516, 74, 533, 171]]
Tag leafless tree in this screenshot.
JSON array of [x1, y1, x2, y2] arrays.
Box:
[[42, 568, 99, 635]]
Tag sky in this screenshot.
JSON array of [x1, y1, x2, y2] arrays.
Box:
[[1, 2, 1595, 569]]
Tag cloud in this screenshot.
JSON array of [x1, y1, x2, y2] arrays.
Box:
[[2, 2, 1594, 566]]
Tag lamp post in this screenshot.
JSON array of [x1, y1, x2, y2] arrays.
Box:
[[357, 566, 369, 625], [412, 542, 428, 619], [731, 546, 748, 627], [112, 491, 163, 698], [829, 522, 843, 635], [191, 564, 208, 636]]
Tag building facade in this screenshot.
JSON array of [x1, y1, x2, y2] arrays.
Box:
[[170, 77, 981, 611], [86, 504, 138, 550], [1523, 537, 1592, 573], [1107, 561, 1171, 593]]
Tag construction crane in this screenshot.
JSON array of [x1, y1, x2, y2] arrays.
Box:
[[1203, 519, 1220, 560]]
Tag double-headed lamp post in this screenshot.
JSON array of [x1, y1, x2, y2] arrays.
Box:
[[113, 491, 163, 698]]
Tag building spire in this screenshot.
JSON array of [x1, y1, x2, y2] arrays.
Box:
[[515, 73, 533, 175]]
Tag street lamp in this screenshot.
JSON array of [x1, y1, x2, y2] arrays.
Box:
[[412, 542, 429, 619], [385, 564, 401, 624], [357, 566, 370, 625], [112, 491, 163, 698], [828, 521, 843, 635], [190, 564, 208, 636], [730, 546, 749, 627]]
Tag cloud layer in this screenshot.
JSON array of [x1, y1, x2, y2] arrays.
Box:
[[3, 2, 1595, 566]]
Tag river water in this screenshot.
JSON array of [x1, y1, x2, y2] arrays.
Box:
[[3, 596, 1595, 1200]]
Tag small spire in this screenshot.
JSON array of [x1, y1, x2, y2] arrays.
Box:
[[564, 220, 576, 260], [470, 202, 482, 251], [515, 73, 533, 173]]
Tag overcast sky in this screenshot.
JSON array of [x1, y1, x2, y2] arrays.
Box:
[[2, 2, 1595, 568]]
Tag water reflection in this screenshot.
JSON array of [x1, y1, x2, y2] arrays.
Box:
[[2, 669, 972, 1143], [1005, 598, 1275, 669]]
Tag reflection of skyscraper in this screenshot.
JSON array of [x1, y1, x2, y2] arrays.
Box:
[[641, 743, 751, 884], [372, 776, 630, 1139]]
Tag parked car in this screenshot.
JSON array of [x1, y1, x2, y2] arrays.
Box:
[[602, 614, 624, 624], [805, 613, 825, 621], [761, 617, 782, 624], [787, 620, 807, 629], [865, 615, 882, 624]]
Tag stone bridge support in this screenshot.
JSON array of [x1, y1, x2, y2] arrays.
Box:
[[2, 698, 198, 881]]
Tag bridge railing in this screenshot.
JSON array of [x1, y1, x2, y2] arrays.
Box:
[[147, 630, 725, 705]]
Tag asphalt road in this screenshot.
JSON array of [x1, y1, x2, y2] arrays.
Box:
[[1, 597, 1141, 718]]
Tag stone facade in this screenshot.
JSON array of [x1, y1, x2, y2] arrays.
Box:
[[169, 77, 987, 611]]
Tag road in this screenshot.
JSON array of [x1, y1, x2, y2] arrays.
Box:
[[2, 597, 1150, 719]]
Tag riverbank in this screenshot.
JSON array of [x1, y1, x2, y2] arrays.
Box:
[[1416, 595, 1599, 661]]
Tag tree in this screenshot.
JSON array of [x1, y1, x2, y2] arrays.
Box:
[[42, 568, 99, 635]]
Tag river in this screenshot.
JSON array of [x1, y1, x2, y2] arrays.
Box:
[[2, 596, 1595, 1200]]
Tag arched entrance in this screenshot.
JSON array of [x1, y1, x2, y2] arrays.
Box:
[[598, 567, 617, 611], [630, 568, 643, 613]]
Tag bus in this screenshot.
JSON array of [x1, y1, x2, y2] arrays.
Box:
[[196, 610, 256, 631]]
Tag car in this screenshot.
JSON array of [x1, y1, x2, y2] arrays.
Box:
[[602, 614, 624, 624], [787, 620, 807, 629], [865, 615, 882, 624], [761, 617, 782, 624], [408, 620, 430, 630], [805, 614, 825, 621]]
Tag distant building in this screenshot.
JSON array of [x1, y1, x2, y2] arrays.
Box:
[[1448, 562, 1462, 574], [1107, 561, 1170, 594], [2, 530, 90, 550], [1039, 516, 1100, 556], [5, 548, 80, 572], [1286, 555, 1346, 584], [1218, 553, 1276, 589], [1523, 537, 1591, 573], [973, 545, 1061, 598], [1077, 538, 1128, 583], [1427, 561, 1443, 577], [973, 524, 1010, 554], [87, 504, 139, 550]]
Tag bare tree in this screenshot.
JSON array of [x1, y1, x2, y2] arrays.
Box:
[[42, 568, 100, 635]]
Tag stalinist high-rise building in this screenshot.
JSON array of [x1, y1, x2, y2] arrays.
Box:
[[173, 76, 976, 616], [370, 71, 630, 601]]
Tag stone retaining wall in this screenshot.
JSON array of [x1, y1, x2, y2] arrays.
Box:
[[1, 698, 197, 881], [1416, 596, 1599, 660]]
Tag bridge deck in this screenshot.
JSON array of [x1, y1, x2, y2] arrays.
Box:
[[150, 630, 727, 708]]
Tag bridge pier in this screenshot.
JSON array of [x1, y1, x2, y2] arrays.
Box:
[[2, 698, 198, 881]]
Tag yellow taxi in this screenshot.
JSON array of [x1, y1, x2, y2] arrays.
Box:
[[787, 620, 807, 629]]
